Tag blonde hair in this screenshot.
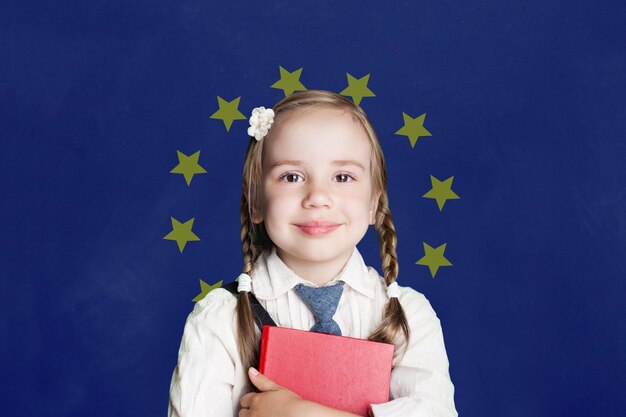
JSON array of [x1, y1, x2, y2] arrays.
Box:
[[237, 90, 410, 387]]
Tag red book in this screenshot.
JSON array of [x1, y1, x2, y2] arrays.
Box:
[[258, 326, 395, 416]]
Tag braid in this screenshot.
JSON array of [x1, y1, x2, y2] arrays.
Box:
[[240, 195, 258, 273], [236, 195, 262, 390], [377, 192, 399, 283], [368, 191, 411, 347]]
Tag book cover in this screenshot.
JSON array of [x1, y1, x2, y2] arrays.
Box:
[[258, 326, 395, 416]]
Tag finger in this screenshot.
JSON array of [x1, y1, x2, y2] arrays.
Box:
[[240, 392, 255, 409], [248, 367, 281, 392]]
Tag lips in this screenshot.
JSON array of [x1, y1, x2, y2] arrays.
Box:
[[294, 220, 341, 236]]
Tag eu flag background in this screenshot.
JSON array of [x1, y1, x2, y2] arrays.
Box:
[[2, 1, 624, 416]]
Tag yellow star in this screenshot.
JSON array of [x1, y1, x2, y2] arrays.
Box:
[[192, 279, 223, 302], [340, 73, 375, 106], [169, 150, 207, 186], [395, 112, 432, 148], [163, 217, 200, 253], [209, 96, 246, 131], [416, 242, 452, 278], [422, 175, 460, 211], [271, 66, 307, 97]]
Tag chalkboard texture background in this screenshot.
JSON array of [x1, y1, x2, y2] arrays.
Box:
[[2, 1, 624, 416]]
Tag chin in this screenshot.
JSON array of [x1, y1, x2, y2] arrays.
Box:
[[288, 244, 354, 263]]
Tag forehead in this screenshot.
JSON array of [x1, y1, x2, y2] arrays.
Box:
[[263, 107, 372, 168]]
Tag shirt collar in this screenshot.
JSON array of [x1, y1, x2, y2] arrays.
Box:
[[251, 246, 377, 301]]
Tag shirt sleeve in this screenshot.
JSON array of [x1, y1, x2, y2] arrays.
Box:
[[369, 288, 458, 417], [168, 290, 239, 417]]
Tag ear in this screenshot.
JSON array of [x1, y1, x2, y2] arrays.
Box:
[[251, 209, 263, 224], [250, 209, 263, 224], [369, 190, 382, 225]]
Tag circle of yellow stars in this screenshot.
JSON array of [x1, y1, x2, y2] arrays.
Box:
[[166, 65, 463, 299]]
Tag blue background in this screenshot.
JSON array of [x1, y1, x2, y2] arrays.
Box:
[[2, 1, 624, 416]]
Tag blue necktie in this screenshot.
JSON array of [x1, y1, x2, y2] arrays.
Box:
[[293, 281, 345, 336]]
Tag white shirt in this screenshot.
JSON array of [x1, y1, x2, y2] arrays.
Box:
[[168, 247, 458, 417]]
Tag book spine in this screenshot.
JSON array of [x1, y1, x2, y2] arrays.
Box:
[[258, 325, 270, 374]]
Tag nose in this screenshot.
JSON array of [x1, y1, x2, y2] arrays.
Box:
[[302, 180, 333, 209]]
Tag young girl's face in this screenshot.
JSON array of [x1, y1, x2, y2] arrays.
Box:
[[252, 107, 380, 274]]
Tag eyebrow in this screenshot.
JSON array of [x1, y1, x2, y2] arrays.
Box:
[[269, 160, 366, 170]]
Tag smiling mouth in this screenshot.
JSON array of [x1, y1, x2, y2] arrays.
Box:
[[294, 222, 341, 236]]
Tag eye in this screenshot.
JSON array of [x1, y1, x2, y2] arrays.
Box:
[[335, 173, 355, 183], [280, 172, 304, 183]]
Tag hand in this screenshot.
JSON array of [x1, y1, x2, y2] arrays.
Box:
[[239, 367, 307, 417]]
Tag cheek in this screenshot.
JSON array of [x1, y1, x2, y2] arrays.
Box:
[[261, 181, 289, 213], [263, 192, 296, 219], [340, 190, 374, 222], [262, 195, 298, 242]]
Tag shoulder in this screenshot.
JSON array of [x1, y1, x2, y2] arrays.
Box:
[[397, 286, 435, 317], [366, 267, 438, 320], [176, 287, 240, 355], [367, 267, 431, 304], [398, 289, 444, 348], [185, 287, 238, 331], [175, 286, 242, 369]]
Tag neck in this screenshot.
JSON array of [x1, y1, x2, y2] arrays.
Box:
[[275, 248, 353, 286]]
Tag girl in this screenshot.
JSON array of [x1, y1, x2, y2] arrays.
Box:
[[168, 90, 458, 417]]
